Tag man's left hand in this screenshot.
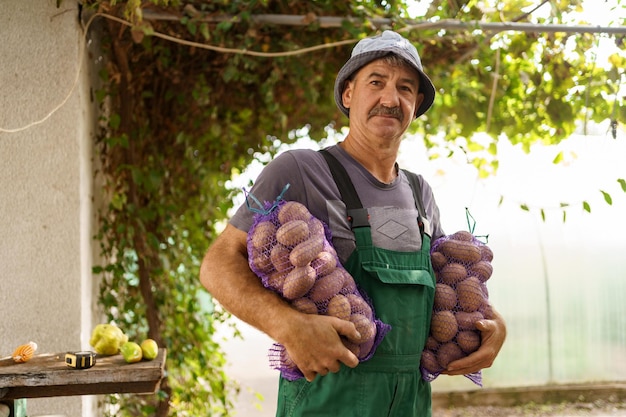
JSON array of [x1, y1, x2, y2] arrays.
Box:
[[442, 305, 507, 376]]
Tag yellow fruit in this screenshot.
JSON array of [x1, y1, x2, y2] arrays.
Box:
[[140, 339, 159, 360], [120, 341, 143, 363], [90, 323, 128, 355]]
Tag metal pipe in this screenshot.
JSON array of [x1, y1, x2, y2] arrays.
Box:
[[140, 10, 626, 35]]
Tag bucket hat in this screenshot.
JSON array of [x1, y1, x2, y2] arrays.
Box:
[[334, 30, 436, 119]]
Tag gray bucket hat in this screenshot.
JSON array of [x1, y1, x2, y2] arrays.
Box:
[[334, 30, 436, 119]]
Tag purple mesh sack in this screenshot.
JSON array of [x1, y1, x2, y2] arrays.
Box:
[[246, 191, 391, 381], [420, 230, 494, 387]]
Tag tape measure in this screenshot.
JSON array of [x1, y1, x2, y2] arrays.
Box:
[[65, 351, 96, 369]]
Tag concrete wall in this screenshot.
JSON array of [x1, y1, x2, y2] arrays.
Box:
[[0, 1, 98, 415]]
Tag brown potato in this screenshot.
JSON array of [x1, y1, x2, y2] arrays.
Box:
[[347, 313, 376, 345], [469, 260, 493, 282], [309, 269, 344, 303], [290, 235, 324, 267], [430, 251, 447, 271], [250, 248, 274, 274], [457, 277, 485, 312], [282, 266, 316, 300], [456, 330, 481, 353], [420, 350, 443, 374], [267, 269, 289, 292], [250, 221, 276, 250], [327, 294, 351, 321], [311, 251, 337, 277], [440, 239, 482, 264], [436, 342, 464, 368], [430, 311, 458, 343], [291, 297, 318, 314], [278, 201, 311, 224], [479, 244, 494, 262], [455, 311, 484, 330], [438, 262, 467, 285], [451, 230, 474, 242], [347, 293, 373, 320], [276, 220, 309, 247], [434, 283, 457, 311], [270, 244, 292, 272], [307, 217, 326, 238]]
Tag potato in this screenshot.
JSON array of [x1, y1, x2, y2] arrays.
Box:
[[282, 265, 316, 300], [424, 336, 439, 351], [267, 269, 289, 292], [455, 311, 484, 330], [341, 269, 358, 293], [469, 260, 493, 282], [289, 235, 324, 267], [327, 294, 351, 321], [307, 217, 326, 238], [270, 244, 292, 272], [430, 311, 458, 343], [278, 201, 311, 224], [311, 251, 337, 277], [251, 221, 276, 250], [250, 248, 274, 274], [347, 293, 373, 320], [438, 262, 467, 285], [439, 239, 482, 264], [291, 297, 318, 314], [357, 332, 376, 360], [434, 283, 457, 311], [456, 330, 481, 353], [451, 230, 474, 242], [309, 269, 344, 303], [479, 244, 494, 262], [276, 220, 309, 247], [457, 277, 485, 312], [348, 313, 376, 345], [436, 342, 464, 368], [430, 251, 447, 271], [420, 350, 443, 374]]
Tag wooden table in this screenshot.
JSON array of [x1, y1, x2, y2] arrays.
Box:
[[0, 348, 166, 401]]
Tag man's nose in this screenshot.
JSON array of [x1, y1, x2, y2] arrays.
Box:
[[379, 84, 401, 108]]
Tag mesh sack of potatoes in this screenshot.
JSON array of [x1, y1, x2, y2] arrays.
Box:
[[420, 230, 494, 387], [247, 197, 391, 381]]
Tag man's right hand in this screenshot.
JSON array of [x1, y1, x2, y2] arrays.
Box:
[[281, 313, 361, 381]]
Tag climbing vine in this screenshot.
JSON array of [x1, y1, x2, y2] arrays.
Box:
[[83, 0, 624, 415]]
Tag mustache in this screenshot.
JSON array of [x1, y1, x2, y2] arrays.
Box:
[[368, 105, 404, 121]]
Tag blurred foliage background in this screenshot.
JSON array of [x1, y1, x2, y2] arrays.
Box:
[[80, 0, 624, 415]]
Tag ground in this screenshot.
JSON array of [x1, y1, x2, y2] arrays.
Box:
[[437, 400, 626, 416]]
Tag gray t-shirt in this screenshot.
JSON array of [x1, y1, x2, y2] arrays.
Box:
[[230, 144, 444, 264]]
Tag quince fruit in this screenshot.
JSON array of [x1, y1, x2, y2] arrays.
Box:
[[120, 341, 143, 363], [89, 323, 128, 355], [140, 339, 159, 360]]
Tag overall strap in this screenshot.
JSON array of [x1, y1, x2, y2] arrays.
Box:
[[319, 149, 370, 228]]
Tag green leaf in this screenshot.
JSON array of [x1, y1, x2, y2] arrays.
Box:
[[618, 178, 626, 192], [600, 190, 613, 205], [520, 204, 529, 211], [583, 201, 591, 212], [552, 151, 563, 164], [540, 208, 546, 221]]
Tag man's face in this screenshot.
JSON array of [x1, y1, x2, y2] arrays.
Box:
[[341, 59, 424, 142]]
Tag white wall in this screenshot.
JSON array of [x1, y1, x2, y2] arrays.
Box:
[[0, 1, 98, 415]]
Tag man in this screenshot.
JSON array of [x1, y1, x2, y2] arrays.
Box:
[[200, 30, 506, 416]]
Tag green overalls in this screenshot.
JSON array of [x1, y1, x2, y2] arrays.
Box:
[[276, 151, 436, 417]]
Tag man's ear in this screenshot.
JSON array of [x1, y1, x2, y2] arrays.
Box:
[[341, 80, 353, 110]]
